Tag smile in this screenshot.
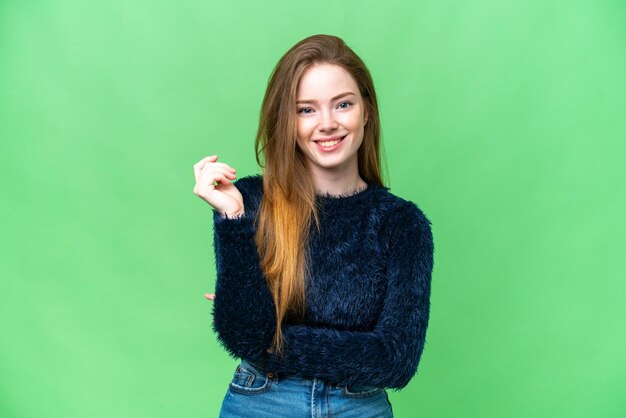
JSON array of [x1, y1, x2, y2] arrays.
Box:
[[313, 135, 347, 152]]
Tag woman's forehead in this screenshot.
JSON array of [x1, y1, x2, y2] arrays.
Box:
[[297, 64, 360, 100]]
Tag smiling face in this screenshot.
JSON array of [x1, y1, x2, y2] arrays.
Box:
[[295, 63, 369, 179]]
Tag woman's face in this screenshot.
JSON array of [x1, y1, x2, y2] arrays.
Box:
[[295, 63, 368, 178]]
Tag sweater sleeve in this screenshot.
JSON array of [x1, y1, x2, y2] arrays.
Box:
[[210, 176, 277, 362], [261, 202, 434, 389]]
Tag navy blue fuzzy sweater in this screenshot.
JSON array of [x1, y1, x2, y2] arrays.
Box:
[[211, 174, 434, 390]]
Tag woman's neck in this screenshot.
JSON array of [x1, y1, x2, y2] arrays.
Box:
[[312, 174, 367, 196]]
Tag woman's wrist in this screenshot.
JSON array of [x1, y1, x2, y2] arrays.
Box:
[[221, 210, 245, 219]]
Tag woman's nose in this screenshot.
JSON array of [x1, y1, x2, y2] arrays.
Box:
[[319, 109, 338, 131]]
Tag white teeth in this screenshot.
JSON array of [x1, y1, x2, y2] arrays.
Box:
[[319, 139, 340, 147], [317, 136, 344, 147]]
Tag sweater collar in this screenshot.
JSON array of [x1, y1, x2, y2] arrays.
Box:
[[314, 182, 383, 205]]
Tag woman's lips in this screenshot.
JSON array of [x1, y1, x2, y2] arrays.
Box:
[[314, 135, 347, 152]]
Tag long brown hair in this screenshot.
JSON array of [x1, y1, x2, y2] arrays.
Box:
[[253, 34, 386, 355]]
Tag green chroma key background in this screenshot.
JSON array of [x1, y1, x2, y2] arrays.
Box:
[[1, 1, 624, 417]]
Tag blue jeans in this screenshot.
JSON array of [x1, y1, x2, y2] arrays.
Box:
[[218, 358, 394, 417]]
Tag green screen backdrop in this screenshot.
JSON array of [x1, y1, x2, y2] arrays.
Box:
[[1, 1, 625, 417]]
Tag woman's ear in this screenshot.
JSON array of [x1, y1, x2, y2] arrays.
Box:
[[364, 109, 369, 126]]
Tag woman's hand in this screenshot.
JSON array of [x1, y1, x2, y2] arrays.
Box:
[[193, 155, 244, 217], [205, 293, 216, 324]]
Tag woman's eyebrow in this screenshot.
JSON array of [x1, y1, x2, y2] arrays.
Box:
[[296, 91, 355, 104]]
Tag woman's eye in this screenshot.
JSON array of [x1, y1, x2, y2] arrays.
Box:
[[297, 101, 353, 114]]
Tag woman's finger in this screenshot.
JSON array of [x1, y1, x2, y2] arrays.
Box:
[[195, 160, 237, 185], [195, 166, 235, 197], [193, 155, 218, 182], [200, 165, 237, 185], [206, 161, 238, 175], [202, 170, 234, 191]]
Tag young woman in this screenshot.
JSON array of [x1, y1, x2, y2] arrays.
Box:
[[193, 34, 434, 417]]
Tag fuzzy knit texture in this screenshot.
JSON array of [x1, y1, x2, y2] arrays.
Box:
[[211, 174, 434, 390]]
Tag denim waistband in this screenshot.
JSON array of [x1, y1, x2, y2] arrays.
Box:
[[247, 358, 270, 373], [244, 358, 343, 389]]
